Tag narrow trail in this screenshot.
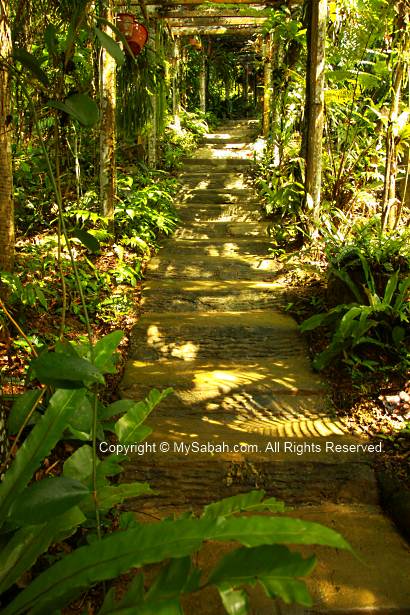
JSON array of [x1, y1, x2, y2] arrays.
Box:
[[120, 120, 410, 614]]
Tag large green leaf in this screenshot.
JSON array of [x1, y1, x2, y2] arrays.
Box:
[[31, 352, 105, 388], [93, 331, 124, 374], [218, 584, 248, 615], [49, 94, 99, 128], [3, 513, 350, 615], [146, 557, 193, 601], [98, 483, 152, 512], [299, 312, 328, 333], [202, 490, 284, 519], [0, 507, 85, 594], [209, 516, 351, 550], [13, 48, 49, 86], [99, 574, 144, 614], [209, 545, 315, 607], [72, 228, 100, 254], [261, 576, 313, 607], [66, 393, 93, 434], [115, 388, 172, 443], [8, 389, 42, 435], [94, 27, 125, 66], [8, 477, 89, 526], [209, 545, 315, 584], [0, 389, 87, 525], [2, 517, 216, 615], [63, 445, 93, 483]]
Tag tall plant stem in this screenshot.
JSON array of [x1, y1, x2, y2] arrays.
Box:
[[14, 73, 101, 540], [16, 77, 93, 347], [0, 298, 38, 356]]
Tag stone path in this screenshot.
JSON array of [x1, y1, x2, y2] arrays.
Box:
[[120, 120, 410, 614]]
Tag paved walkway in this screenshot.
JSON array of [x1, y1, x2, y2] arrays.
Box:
[[120, 120, 410, 614]]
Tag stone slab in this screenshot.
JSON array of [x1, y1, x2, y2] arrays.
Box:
[[121, 355, 326, 399], [177, 206, 264, 223], [179, 191, 259, 205], [141, 279, 284, 311], [128, 310, 307, 362], [181, 157, 254, 170], [147, 248, 279, 280], [177, 174, 251, 191], [174, 221, 272, 240], [122, 460, 378, 511]]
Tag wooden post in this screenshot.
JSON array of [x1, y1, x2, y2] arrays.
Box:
[[263, 33, 272, 137], [148, 24, 158, 167], [172, 37, 181, 129], [199, 45, 206, 114], [99, 0, 116, 228], [304, 0, 327, 229], [244, 62, 249, 112]]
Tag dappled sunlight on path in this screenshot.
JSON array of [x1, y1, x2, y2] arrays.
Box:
[[119, 119, 410, 614]]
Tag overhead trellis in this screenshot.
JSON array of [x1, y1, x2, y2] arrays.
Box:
[[122, 0, 302, 38]]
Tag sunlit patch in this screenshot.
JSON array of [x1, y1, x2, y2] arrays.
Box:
[[147, 325, 161, 343]]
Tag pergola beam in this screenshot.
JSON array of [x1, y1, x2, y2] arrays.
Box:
[[161, 8, 272, 17], [144, 0, 281, 5], [167, 16, 267, 26], [170, 25, 258, 35]]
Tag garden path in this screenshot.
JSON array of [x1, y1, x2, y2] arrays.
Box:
[[120, 120, 410, 614]]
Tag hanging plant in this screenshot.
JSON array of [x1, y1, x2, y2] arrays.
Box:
[[116, 13, 149, 55]]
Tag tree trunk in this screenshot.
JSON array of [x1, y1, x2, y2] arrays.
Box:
[[99, 0, 116, 228], [381, 0, 408, 230], [0, 0, 13, 471], [199, 48, 206, 114], [304, 0, 327, 232], [0, 0, 14, 275], [262, 34, 272, 137]]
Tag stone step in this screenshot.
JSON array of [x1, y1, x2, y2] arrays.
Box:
[[177, 174, 252, 191], [146, 251, 277, 280], [123, 458, 377, 512], [128, 310, 309, 363], [156, 237, 272, 256], [177, 204, 264, 223], [201, 136, 255, 145], [147, 239, 276, 280], [174, 222, 272, 240], [121, 353, 325, 399], [194, 147, 255, 160], [178, 190, 259, 205], [178, 169, 250, 179], [181, 157, 254, 170], [141, 279, 283, 312]]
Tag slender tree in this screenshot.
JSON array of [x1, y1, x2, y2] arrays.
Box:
[[381, 0, 409, 229], [0, 0, 14, 276], [304, 0, 327, 233], [99, 0, 116, 227]]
